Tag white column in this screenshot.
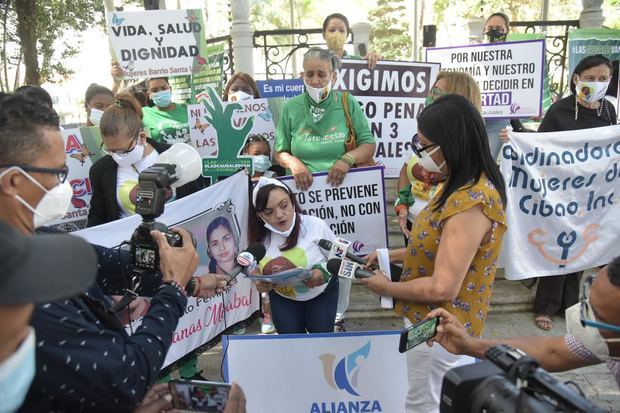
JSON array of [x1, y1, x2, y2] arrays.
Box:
[[467, 17, 486, 45], [580, 0, 605, 28], [351, 22, 372, 57], [230, 0, 254, 76]]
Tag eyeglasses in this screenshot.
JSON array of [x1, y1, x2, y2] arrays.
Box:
[[579, 274, 620, 333], [0, 164, 69, 183], [411, 134, 437, 158], [100, 135, 139, 156]]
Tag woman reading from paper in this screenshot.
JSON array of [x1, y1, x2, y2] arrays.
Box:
[[362, 95, 507, 413], [248, 177, 338, 334], [274, 47, 375, 332], [395, 71, 482, 241]]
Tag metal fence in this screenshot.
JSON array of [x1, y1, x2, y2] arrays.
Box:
[[211, 20, 579, 99], [253, 28, 355, 79], [206, 34, 235, 85], [510, 19, 580, 100]]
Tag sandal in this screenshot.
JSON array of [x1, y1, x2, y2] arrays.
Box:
[[534, 314, 554, 331]]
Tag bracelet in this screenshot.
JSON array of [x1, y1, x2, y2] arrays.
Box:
[[162, 280, 187, 297], [185, 277, 196, 296], [340, 153, 355, 167]]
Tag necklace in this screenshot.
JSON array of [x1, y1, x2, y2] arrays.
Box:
[[574, 97, 604, 120]]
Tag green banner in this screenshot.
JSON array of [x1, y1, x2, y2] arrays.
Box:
[[568, 29, 620, 97]]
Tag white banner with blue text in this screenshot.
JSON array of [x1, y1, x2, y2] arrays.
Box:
[[499, 125, 620, 279], [224, 331, 407, 413], [74, 172, 259, 369]]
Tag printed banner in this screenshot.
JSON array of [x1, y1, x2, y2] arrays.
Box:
[[187, 87, 284, 182], [107, 9, 209, 80], [280, 167, 388, 257], [170, 43, 226, 104], [334, 59, 441, 177], [224, 331, 407, 413], [47, 127, 106, 232], [256, 79, 305, 99], [426, 40, 545, 118], [499, 125, 620, 279], [75, 172, 259, 369]]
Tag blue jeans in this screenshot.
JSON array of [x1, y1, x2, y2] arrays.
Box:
[[268, 275, 339, 334]]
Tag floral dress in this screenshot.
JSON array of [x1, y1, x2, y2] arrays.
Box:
[[394, 174, 507, 338]]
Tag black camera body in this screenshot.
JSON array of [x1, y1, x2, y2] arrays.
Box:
[[129, 163, 183, 270], [440, 345, 606, 413]]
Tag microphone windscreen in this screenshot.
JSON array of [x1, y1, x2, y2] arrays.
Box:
[[326, 258, 342, 276], [246, 243, 267, 261], [318, 239, 332, 250]]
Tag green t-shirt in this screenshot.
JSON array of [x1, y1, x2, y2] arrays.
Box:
[[275, 91, 374, 173], [142, 103, 190, 144]]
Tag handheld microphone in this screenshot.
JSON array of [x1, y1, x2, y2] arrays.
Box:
[[319, 239, 403, 281], [327, 258, 375, 279], [318, 239, 366, 265], [227, 243, 267, 282]]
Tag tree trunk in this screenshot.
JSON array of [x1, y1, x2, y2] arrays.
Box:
[[15, 0, 39, 86]]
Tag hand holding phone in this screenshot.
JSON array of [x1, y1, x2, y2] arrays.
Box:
[[169, 379, 232, 412], [399, 317, 438, 353]]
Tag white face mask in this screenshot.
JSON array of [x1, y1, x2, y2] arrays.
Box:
[[1, 167, 73, 228], [304, 79, 332, 104], [252, 155, 272, 173], [261, 212, 297, 238], [88, 108, 104, 126], [416, 146, 445, 173], [111, 141, 145, 167], [575, 78, 610, 103], [565, 302, 620, 360], [229, 90, 253, 102], [0, 327, 36, 413]]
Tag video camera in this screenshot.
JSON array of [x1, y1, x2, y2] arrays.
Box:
[[129, 143, 202, 270], [440, 345, 606, 413]]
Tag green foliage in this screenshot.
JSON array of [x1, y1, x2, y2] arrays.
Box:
[[0, 0, 104, 88], [368, 0, 411, 61]]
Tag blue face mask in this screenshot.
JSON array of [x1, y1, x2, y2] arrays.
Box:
[[252, 155, 272, 173], [152, 89, 172, 108], [0, 328, 36, 413]]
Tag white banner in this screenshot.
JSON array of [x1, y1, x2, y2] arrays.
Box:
[[107, 9, 208, 79], [47, 129, 95, 232], [224, 331, 407, 413], [279, 167, 389, 257], [499, 125, 620, 279], [75, 172, 259, 368], [334, 60, 441, 177], [426, 40, 545, 118]]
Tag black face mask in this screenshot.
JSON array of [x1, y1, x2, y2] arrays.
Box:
[[485, 29, 507, 43]]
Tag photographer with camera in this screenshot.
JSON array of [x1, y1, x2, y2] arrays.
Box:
[[425, 257, 620, 387], [0, 94, 228, 412]]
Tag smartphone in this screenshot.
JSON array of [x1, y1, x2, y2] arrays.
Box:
[[169, 379, 232, 412], [398, 317, 439, 353]]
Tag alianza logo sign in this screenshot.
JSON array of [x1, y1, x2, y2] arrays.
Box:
[[311, 340, 382, 413]]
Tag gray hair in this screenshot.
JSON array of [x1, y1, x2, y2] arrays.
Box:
[[303, 47, 341, 72]]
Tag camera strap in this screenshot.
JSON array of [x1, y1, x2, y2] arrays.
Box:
[[112, 273, 142, 313]]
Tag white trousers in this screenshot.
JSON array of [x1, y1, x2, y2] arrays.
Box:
[[335, 277, 352, 321], [404, 318, 475, 413]]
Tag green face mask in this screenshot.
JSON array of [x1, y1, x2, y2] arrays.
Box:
[[425, 95, 434, 106]]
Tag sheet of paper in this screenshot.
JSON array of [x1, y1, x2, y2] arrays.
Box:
[[376, 248, 394, 309]]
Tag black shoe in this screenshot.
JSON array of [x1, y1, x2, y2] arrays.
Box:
[[334, 319, 346, 332]]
